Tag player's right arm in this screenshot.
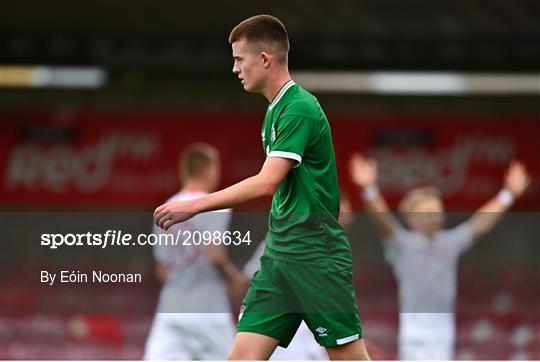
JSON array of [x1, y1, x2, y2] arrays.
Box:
[[349, 153, 401, 237], [154, 157, 295, 230]]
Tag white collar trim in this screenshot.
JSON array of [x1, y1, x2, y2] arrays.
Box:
[[268, 80, 295, 110]]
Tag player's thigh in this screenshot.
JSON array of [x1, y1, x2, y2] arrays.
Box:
[[238, 306, 303, 349], [326, 338, 371, 360], [238, 256, 303, 348], [228, 331, 280, 360], [194, 321, 236, 360], [270, 322, 328, 361], [399, 338, 454, 360], [143, 314, 190, 360], [283, 261, 363, 347]]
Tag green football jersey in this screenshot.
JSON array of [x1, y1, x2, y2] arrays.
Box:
[[262, 80, 352, 269]]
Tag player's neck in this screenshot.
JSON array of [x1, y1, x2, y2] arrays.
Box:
[[263, 70, 292, 103], [182, 180, 211, 194], [421, 230, 437, 240]]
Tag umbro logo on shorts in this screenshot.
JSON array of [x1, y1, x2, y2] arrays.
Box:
[[315, 327, 327, 336]]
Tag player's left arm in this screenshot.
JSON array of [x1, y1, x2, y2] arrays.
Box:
[[205, 244, 250, 298], [154, 157, 294, 230], [467, 160, 531, 240]]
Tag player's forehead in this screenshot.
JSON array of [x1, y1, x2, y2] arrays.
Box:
[[231, 38, 256, 57], [414, 197, 444, 210]]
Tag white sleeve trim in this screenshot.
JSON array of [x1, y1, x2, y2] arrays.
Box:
[[336, 333, 360, 345], [267, 151, 302, 168]]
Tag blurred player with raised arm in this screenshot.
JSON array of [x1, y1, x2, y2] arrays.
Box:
[[144, 143, 248, 360], [154, 15, 370, 360], [349, 154, 530, 360]]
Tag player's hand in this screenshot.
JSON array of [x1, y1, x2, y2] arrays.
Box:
[[349, 153, 377, 188], [153, 200, 197, 230], [504, 160, 531, 198]]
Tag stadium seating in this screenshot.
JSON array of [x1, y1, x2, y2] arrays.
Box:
[[1, 266, 538, 359]]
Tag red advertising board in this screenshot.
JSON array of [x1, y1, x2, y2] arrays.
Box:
[[1, 111, 538, 210]]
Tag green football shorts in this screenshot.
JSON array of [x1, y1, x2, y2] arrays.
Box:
[[237, 255, 363, 347]]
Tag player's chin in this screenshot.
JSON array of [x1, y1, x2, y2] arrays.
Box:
[[240, 81, 254, 92]]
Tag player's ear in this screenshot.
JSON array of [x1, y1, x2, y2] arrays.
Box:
[[260, 52, 271, 68]]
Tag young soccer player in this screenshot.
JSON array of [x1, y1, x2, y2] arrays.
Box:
[[242, 196, 356, 361], [154, 15, 370, 360], [144, 143, 247, 360], [349, 154, 530, 360]]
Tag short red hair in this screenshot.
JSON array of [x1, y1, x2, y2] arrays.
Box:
[[229, 15, 289, 64]]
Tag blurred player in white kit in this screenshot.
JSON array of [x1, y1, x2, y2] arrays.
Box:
[[144, 143, 248, 360], [349, 154, 530, 360]]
